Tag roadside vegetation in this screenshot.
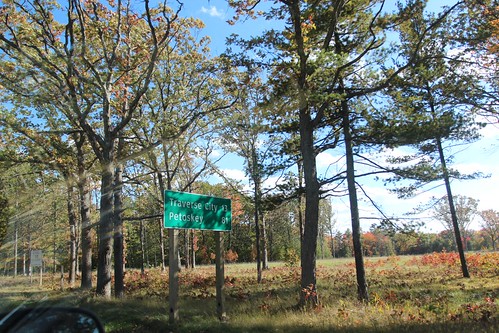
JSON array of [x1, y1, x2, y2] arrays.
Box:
[[1, 1, 498, 327], [1, 253, 497, 333]]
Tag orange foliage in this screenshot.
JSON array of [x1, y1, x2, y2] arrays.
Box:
[[225, 249, 239, 263], [417, 251, 499, 276]]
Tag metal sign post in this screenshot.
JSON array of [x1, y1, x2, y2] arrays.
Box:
[[30, 250, 43, 286], [215, 231, 226, 321], [164, 191, 231, 324], [168, 228, 179, 324]]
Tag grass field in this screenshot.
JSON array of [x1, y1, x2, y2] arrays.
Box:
[[0, 252, 498, 332]]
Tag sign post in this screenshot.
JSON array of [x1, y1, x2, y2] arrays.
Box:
[[30, 250, 43, 286], [215, 231, 226, 321], [168, 228, 179, 324], [164, 190, 232, 323]]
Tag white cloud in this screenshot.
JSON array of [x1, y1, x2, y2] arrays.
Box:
[[479, 121, 499, 140], [220, 168, 246, 182], [316, 151, 339, 168], [201, 6, 224, 18]]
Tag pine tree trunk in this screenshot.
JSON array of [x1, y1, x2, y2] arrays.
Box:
[[298, 108, 319, 306], [436, 137, 470, 278], [297, 161, 305, 245], [250, 145, 263, 282], [342, 99, 369, 302]]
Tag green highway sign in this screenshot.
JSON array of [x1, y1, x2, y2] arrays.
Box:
[[164, 190, 232, 231]]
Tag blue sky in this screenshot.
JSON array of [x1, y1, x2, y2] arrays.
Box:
[[183, 1, 499, 233]]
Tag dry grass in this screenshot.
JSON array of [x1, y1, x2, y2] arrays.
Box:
[[1, 253, 498, 332]]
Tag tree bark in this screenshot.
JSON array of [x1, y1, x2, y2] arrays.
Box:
[[140, 220, 146, 274], [297, 161, 305, 245], [342, 99, 369, 302], [96, 160, 115, 297], [113, 158, 125, 298], [261, 214, 269, 270], [76, 134, 93, 289], [254, 174, 262, 283], [436, 137, 470, 278], [155, 171, 167, 272], [298, 107, 320, 306], [184, 230, 191, 269], [190, 230, 196, 269], [14, 221, 18, 277], [79, 179, 93, 289], [53, 201, 57, 274], [67, 182, 77, 288]]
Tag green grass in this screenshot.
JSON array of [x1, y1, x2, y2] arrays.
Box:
[[1, 254, 498, 332]]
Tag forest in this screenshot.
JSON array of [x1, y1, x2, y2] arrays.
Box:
[[0, 0, 498, 313]]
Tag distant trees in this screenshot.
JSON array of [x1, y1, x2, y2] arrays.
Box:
[[218, 75, 281, 282], [433, 195, 478, 251], [479, 209, 499, 251]]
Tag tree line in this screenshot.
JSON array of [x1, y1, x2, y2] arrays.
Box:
[[0, 0, 497, 305]]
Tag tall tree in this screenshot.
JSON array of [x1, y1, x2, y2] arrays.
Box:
[[126, 21, 236, 272], [0, 0, 189, 297], [228, 0, 457, 303], [218, 73, 283, 282], [370, 2, 483, 278]]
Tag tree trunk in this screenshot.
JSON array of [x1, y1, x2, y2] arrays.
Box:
[[79, 176, 93, 289], [342, 99, 369, 302], [262, 214, 269, 270], [298, 108, 320, 306], [297, 161, 305, 245], [254, 180, 262, 283], [191, 230, 196, 269], [14, 221, 18, 277], [184, 230, 191, 269], [156, 171, 167, 272], [436, 137, 470, 278], [53, 202, 57, 274], [113, 160, 125, 298], [140, 220, 146, 274], [96, 161, 115, 297], [67, 182, 77, 288], [76, 134, 93, 289]]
